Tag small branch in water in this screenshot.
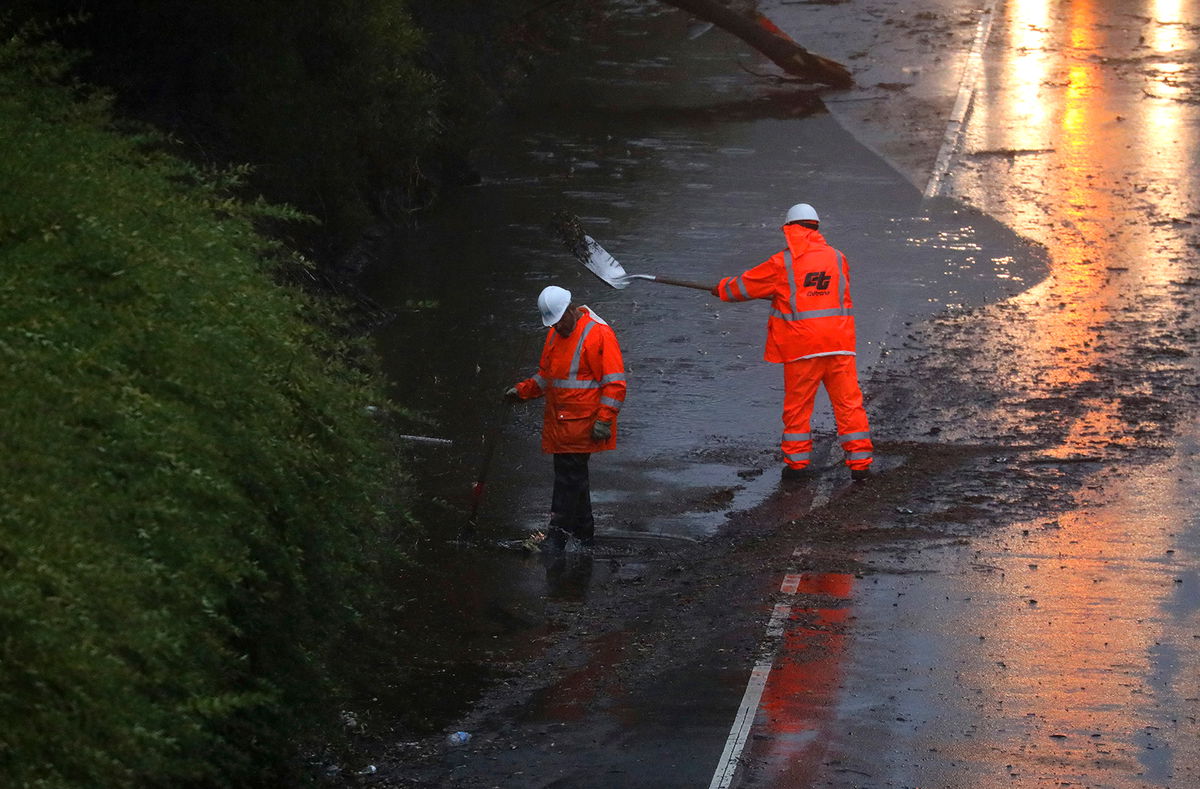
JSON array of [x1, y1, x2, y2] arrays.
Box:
[[396, 434, 454, 446]]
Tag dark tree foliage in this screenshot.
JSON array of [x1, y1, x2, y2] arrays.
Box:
[[4, 1, 623, 260], [7, 1, 448, 256]]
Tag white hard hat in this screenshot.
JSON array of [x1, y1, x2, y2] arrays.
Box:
[[537, 285, 572, 326], [785, 203, 820, 224]]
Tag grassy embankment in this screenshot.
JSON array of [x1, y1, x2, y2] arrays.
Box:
[[0, 34, 411, 787]]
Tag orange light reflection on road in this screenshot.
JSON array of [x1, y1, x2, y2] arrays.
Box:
[[985, 0, 1123, 452], [1146, 0, 1189, 102], [953, 501, 1181, 780], [746, 572, 853, 783], [1005, 0, 1054, 135], [950, 0, 1200, 777]]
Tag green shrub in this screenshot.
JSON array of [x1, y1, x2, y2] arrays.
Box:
[[0, 33, 408, 788]]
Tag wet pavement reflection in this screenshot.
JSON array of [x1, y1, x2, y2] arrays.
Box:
[[741, 572, 854, 788], [338, 1, 1200, 786], [963, 0, 1199, 441], [351, 0, 1055, 776], [792, 1, 1200, 786], [815, 453, 1200, 788], [355, 5, 1044, 745]]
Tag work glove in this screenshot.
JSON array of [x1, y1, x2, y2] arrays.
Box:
[[591, 419, 612, 442], [503, 386, 520, 401]]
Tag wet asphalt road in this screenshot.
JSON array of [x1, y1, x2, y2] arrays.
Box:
[[353, 1, 1200, 787], [367, 0, 1043, 543], [803, 1, 1200, 786]]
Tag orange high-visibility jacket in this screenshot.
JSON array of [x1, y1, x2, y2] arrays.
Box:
[[515, 307, 626, 453], [714, 225, 856, 363]]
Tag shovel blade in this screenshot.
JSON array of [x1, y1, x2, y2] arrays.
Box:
[[582, 235, 633, 289]]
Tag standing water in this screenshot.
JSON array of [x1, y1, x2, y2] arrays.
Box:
[[363, 1, 1041, 543], [350, 0, 1043, 736]]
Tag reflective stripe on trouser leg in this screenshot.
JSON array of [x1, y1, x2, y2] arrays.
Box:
[[823, 355, 873, 470], [781, 358, 823, 469]]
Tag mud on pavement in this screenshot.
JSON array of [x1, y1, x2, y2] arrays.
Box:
[[347, 245, 1200, 786], [337, 442, 1019, 787], [331, 247, 1200, 786], [328, 1, 1200, 786]]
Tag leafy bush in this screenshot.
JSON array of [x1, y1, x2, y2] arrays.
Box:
[[0, 33, 408, 788]]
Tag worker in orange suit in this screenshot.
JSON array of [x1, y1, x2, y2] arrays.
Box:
[[506, 285, 627, 551], [711, 203, 873, 481]]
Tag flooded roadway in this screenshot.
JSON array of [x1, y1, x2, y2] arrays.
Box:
[[350, 1, 1200, 787], [365, 1, 1039, 544]]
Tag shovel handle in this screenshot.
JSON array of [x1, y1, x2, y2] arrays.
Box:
[[649, 275, 717, 292]]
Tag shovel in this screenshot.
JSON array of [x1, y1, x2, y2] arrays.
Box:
[[550, 212, 715, 292]]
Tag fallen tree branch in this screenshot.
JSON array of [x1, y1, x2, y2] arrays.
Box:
[[658, 0, 853, 88]]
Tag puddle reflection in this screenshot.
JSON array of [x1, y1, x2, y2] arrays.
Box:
[[521, 630, 636, 726], [542, 553, 596, 602], [742, 572, 854, 785]]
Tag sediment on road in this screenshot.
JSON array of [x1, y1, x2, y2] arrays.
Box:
[[361, 220, 1200, 785], [339, 2, 1200, 785]]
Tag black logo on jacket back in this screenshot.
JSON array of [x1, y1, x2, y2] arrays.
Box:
[[803, 271, 832, 292]]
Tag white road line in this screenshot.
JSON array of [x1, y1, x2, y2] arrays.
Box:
[[766, 602, 791, 637], [708, 660, 774, 789], [709, 570, 807, 787], [924, 0, 1000, 199]]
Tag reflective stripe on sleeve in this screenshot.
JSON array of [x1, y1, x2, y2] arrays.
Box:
[[600, 372, 626, 384], [532, 374, 546, 388], [600, 396, 623, 410], [838, 431, 871, 444]]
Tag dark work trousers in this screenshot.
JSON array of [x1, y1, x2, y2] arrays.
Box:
[[550, 452, 594, 542]]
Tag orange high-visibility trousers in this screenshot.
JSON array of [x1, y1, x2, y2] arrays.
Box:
[[780, 355, 873, 471]]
